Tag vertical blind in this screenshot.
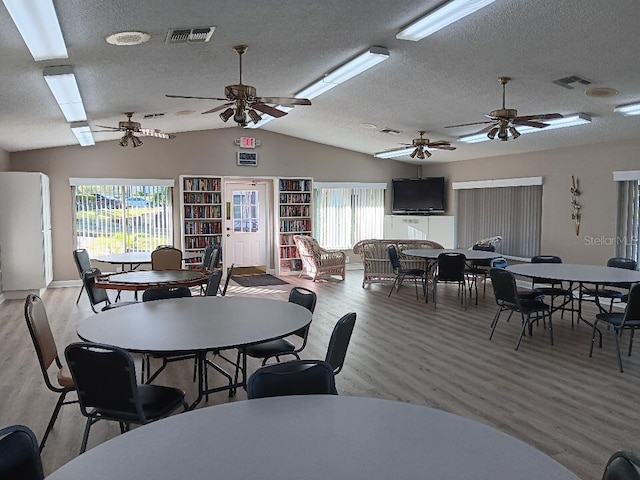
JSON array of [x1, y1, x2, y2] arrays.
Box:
[[313, 183, 385, 249], [615, 180, 640, 262], [456, 184, 542, 258], [72, 181, 173, 255]]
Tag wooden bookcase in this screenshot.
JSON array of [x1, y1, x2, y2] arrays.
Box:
[[278, 178, 312, 273], [179, 175, 223, 267]]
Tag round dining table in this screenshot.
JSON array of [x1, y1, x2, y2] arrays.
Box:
[[94, 269, 210, 292], [93, 250, 201, 271], [76, 296, 312, 408], [45, 395, 578, 480]]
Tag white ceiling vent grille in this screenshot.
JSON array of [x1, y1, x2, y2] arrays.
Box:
[[379, 128, 401, 135], [552, 75, 592, 89], [143, 113, 166, 119], [166, 27, 215, 44]]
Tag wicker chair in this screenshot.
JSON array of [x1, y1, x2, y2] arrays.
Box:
[[293, 235, 345, 282]]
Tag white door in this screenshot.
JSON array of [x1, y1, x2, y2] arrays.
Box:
[[223, 181, 268, 268]]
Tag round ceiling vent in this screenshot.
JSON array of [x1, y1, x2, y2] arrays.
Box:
[[585, 87, 618, 98], [105, 31, 151, 46]]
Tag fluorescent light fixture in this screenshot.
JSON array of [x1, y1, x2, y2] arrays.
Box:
[[43, 66, 87, 122], [458, 114, 592, 143], [295, 47, 389, 100], [397, 0, 497, 41], [373, 147, 415, 159], [245, 106, 293, 129], [70, 122, 94, 147], [2, 0, 68, 60], [614, 102, 640, 116]]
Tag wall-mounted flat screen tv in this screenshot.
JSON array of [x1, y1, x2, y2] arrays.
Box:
[[391, 177, 446, 214]]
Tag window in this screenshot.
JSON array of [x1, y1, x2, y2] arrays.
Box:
[[232, 190, 259, 233], [614, 171, 640, 264], [454, 177, 542, 258], [70, 178, 174, 255], [313, 183, 386, 250]]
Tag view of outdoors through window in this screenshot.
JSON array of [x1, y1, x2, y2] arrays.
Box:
[[74, 184, 173, 255], [233, 190, 259, 233]]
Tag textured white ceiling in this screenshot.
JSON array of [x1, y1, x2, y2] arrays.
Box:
[[1, 0, 639, 164]]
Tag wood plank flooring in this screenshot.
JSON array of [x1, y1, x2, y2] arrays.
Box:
[[1, 270, 639, 479]]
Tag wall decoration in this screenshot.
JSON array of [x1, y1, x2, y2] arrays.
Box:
[[570, 175, 581, 236]]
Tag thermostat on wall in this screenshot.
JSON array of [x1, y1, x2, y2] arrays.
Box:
[[237, 151, 258, 166]]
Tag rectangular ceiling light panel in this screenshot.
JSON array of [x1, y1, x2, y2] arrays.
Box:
[[43, 66, 87, 122], [373, 147, 415, 159], [2, 0, 68, 60], [70, 122, 95, 147], [614, 102, 640, 116], [458, 114, 592, 143], [396, 0, 497, 41], [295, 47, 390, 100]]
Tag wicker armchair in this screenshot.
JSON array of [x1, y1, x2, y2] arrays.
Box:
[[293, 235, 346, 282]]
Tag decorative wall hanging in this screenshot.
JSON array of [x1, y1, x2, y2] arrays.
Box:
[[570, 175, 581, 235]]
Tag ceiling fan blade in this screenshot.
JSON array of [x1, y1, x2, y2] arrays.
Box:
[[516, 113, 563, 121], [93, 125, 120, 131], [469, 124, 497, 136], [139, 128, 176, 139], [166, 94, 229, 101], [258, 97, 312, 106], [252, 103, 288, 118], [201, 103, 234, 115], [431, 145, 457, 151], [426, 141, 451, 147], [445, 120, 493, 128], [512, 119, 549, 128]]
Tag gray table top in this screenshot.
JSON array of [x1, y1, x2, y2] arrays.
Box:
[[507, 263, 640, 284], [93, 251, 201, 264], [403, 248, 502, 261], [46, 395, 578, 480], [77, 296, 311, 354], [103, 269, 204, 284]]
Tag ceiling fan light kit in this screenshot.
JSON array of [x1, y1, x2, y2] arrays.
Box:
[[2, 0, 68, 60], [396, 0, 497, 41], [43, 66, 88, 122]]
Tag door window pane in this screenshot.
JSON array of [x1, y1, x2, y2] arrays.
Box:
[[232, 190, 259, 233]]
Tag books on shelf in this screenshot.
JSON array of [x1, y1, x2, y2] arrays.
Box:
[[278, 178, 312, 272]]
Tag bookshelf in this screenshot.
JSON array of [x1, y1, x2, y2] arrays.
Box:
[[278, 178, 312, 273], [179, 175, 223, 267]]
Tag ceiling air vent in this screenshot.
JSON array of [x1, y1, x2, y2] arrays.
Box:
[[379, 128, 401, 135], [143, 113, 166, 119], [552, 75, 592, 89], [165, 27, 215, 44]]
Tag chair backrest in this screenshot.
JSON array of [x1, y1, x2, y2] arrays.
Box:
[[142, 286, 192, 302], [24, 294, 61, 385], [82, 267, 111, 310], [151, 247, 182, 270], [0, 425, 44, 480], [247, 359, 336, 399], [489, 268, 520, 306], [387, 244, 402, 271], [288, 286, 317, 339], [472, 244, 496, 252], [437, 253, 466, 281], [209, 247, 221, 270], [64, 342, 146, 423], [531, 255, 563, 264], [325, 312, 356, 375], [607, 257, 638, 271], [602, 451, 640, 480], [204, 269, 223, 296], [621, 284, 640, 329], [72, 248, 92, 277], [201, 244, 215, 270], [221, 263, 235, 296], [490, 257, 508, 269]]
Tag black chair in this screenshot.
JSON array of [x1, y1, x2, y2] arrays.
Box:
[[433, 253, 467, 309], [530, 255, 574, 319], [221, 263, 235, 296], [64, 342, 188, 454], [244, 287, 317, 365], [464, 244, 495, 304], [325, 312, 356, 394], [200, 244, 216, 270], [247, 359, 336, 399], [387, 244, 425, 301], [204, 268, 223, 296], [81, 267, 137, 313], [583, 258, 638, 313], [23, 294, 78, 452], [489, 268, 552, 350], [589, 283, 640, 373], [0, 425, 44, 480], [73, 248, 92, 305], [490, 258, 544, 301], [602, 451, 640, 480], [142, 286, 192, 302]]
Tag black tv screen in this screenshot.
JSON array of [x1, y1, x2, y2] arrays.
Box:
[[392, 177, 445, 214]]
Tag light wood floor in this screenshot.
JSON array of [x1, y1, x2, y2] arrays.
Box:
[[1, 270, 639, 479]]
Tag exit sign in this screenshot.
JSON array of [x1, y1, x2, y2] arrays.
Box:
[[240, 136, 256, 148]]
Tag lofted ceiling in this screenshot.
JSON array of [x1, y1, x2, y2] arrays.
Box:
[[1, 0, 639, 164]]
